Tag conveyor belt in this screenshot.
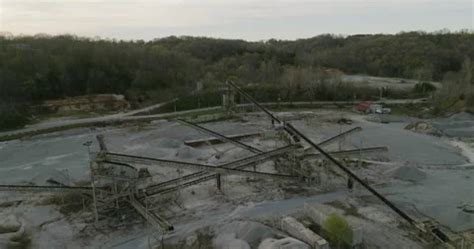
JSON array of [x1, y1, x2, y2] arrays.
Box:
[[146, 174, 217, 196], [184, 132, 261, 147], [227, 80, 416, 226], [102, 160, 137, 171], [303, 146, 389, 160], [317, 127, 362, 147], [142, 145, 298, 193], [0, 184, 93, 193], [227, 81, 282, 124], [219, 144, 298, 168], [105, 152, 300, 180], [177, 119, 262, 153], [129, 196, 174, 231], [286, 123, 415, 224], [226, 80, 300, 142], [147, 146, 387, 195]]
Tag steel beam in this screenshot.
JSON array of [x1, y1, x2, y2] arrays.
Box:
[[285, 123, 416, 224], [0, 185, 93, 193], [226, 80, 416, 226], [303, 146, 389, 160], [146, 174, 217, 196], [226, 80, 299, 142], [142, 145, 299, 192], [105, 152, 301, 180], [184, 132, 261, 147], [177, 119, 262, 153], [129, 196, 174, 231], [317, 127, 362, 147]]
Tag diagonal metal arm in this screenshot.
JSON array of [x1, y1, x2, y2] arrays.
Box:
[[227, 80, 416, 225], [317, 127, 362, 147], [226, 80, 282, 124], [105, 152, 301, 180], [177, 118, 262, 153], [303, 146, 388, 160], [285, 123, 415, 224], [141, 145, 299, 192], [226, 80, 300, 142]]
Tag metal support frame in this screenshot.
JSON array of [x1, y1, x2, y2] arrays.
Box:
[[139, 144, 299, 194], [303, 146, 389, 160], [226, 79, 417, 226], [216, 174, 221, 191], [177, 118, 262, 153], [104, 152, 301, 180], [317, 127, 362, 148]]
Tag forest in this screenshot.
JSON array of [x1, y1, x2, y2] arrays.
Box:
[[0, 31, 473, 130]]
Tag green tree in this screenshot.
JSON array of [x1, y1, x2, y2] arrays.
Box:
[[323, 213, 353, 249], [0, 102, 29, 131]]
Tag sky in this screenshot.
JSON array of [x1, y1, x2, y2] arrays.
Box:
[[0, 0, 473, 41]]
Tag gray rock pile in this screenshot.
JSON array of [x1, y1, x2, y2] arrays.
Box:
[[0, 214, 30, 249], [391, 166, 427, 182], [405, 121, 442, 136], [432, 112, 474, 137]]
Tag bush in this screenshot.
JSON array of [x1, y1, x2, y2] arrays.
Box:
[[323, 213, 353, 249], [0, 103, 29, 131], [413, 82, 437, 95]]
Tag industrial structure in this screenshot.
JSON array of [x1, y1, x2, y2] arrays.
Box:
[[0, 80, 470, 248]]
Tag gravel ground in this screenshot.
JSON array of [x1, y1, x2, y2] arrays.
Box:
[[0, 110, 472, 248]]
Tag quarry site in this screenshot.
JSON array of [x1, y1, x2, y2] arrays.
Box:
[[0, 81, 473, 249]]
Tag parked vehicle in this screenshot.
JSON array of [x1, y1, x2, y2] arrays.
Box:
[[355, 102, 391, 114]]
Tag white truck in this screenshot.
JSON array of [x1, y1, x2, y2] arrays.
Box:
[[369, 104, 391, 114]]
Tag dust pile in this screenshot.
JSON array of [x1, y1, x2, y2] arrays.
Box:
[[391, 166, 427, 182], [156, 138, 182, 148], [432, 112, 474, 137], [176, 146, 205, 160]]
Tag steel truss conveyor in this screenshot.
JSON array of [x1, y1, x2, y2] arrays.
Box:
[[104, 150, 301, 181], [0, 184, 94, 193], [142, 144, 300, 196], [177, 118, 262, 153]]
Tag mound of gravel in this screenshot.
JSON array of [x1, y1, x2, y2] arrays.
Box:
[[175, 146, 203, 160], [258, 237, 309, 249], [0, 214, 30, 249], [156, 138, 182, 148], [446, 112, 474, 121], [213, 233, 250, 249], [405, 121, 442, 136], [216, 221, 279, 247], [0, 215, 21, 234], [392, 166, 427, 182], [29, 168, 73, 186], [432, 112, 474, 137]]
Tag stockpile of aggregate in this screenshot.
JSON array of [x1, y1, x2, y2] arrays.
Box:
[[391, 166, 427, 182], [432, 112, 474, 137]]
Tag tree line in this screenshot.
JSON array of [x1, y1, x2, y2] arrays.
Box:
[[0, 31, 473, 130]]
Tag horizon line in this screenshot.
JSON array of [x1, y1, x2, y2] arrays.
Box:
[[1, 28, 473, 43]]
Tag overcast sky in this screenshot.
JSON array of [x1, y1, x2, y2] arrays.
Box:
[[1, 0, 473, 41]]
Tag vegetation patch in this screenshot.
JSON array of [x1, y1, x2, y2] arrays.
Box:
[[323, 213, 353, 249], [2, 32, 473, 130]]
